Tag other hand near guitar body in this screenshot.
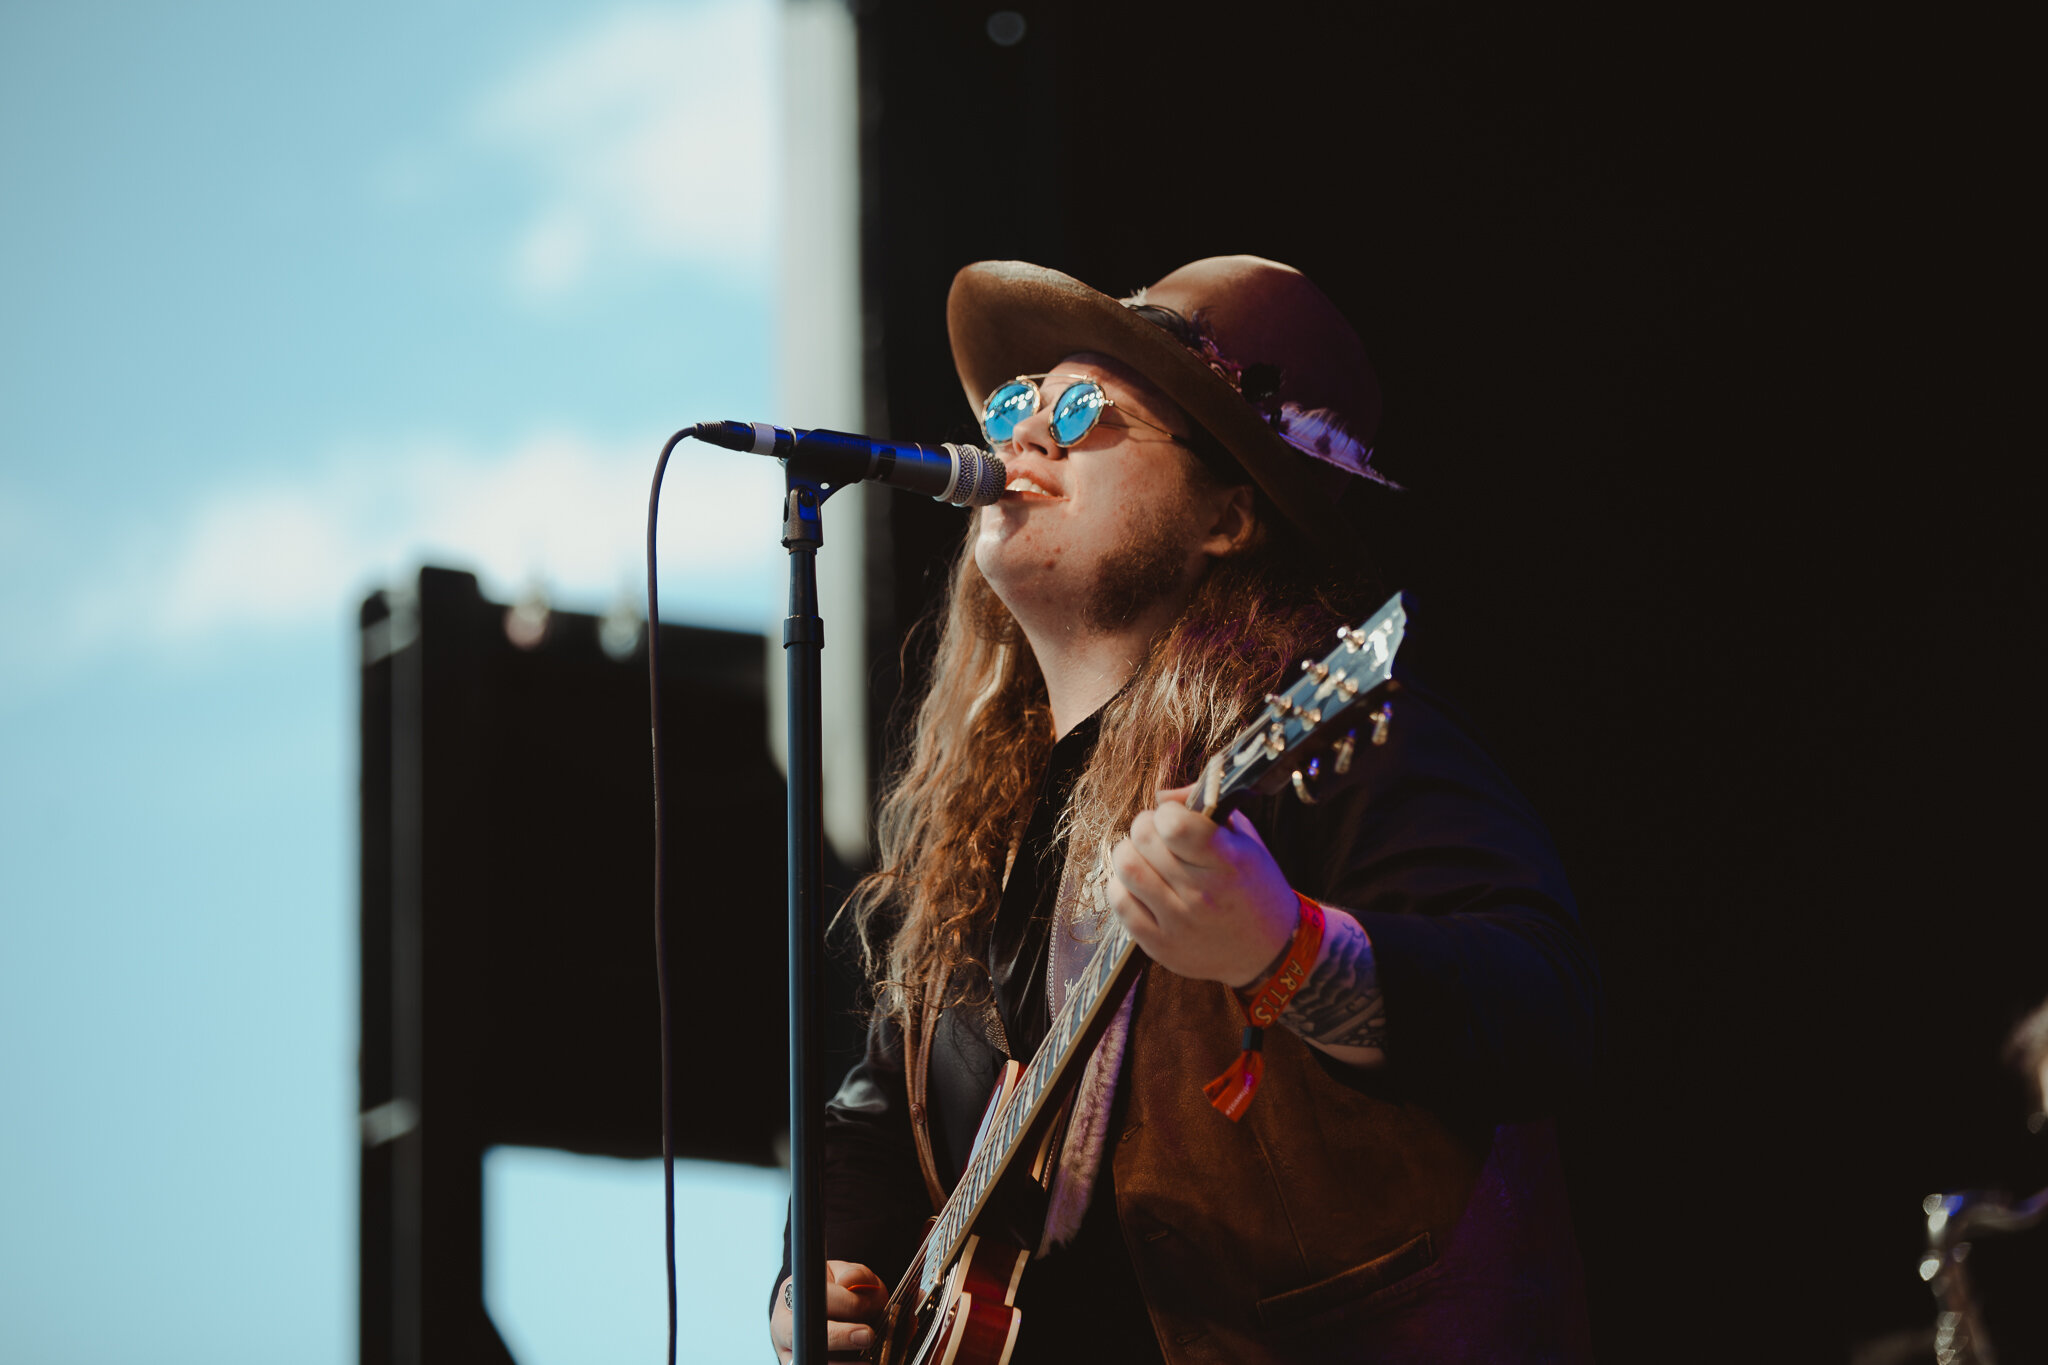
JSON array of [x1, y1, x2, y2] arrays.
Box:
[[769, 1260, 887, 1363]]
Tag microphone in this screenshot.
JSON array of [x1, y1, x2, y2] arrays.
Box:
[[695, 421, 1008, 507]]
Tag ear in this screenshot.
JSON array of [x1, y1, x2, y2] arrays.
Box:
[[1198, 483, 1257, 559]]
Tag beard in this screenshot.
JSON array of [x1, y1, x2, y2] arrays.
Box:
[[1083, 489, 1197, 633]]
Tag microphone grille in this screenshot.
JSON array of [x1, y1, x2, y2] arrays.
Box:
[[943, 445, 1008, 506]]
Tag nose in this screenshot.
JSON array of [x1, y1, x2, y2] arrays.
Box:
[[1004, 390, 1065, 460]]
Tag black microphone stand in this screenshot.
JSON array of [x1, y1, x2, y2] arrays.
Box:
[[780, 464, 832, 1365]]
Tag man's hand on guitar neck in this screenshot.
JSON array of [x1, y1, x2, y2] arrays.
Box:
[[1111, 784, 1388, 1068], [769, 1260, 887, 1363], [1112, 784, 1298, 988]]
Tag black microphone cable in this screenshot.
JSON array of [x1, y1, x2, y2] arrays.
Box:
[[645, 423, 704, 1365]]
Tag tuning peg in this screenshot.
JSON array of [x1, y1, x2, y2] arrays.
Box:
[[1290, 759, 1321, 805], [1337, 625, 1368, 652], [1264, 693, 1324, 726], [1370, 702, 1393, 746], [1332, 729, 1356, 775], [1300, 659, 1330, 682]]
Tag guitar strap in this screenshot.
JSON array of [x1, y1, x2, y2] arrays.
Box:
[[1047, 853, 1108, 1017], [904, 963, 950, 1215], [1039, 851, 1139, 1251]]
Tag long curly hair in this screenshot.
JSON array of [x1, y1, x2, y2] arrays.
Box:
[[846, 484, 1382, 1028]]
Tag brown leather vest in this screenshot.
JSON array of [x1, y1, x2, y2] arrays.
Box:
[[905, 964, 1592, 1363]]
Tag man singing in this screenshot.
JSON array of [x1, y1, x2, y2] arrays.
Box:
[[771, 256, 1599, 1362]]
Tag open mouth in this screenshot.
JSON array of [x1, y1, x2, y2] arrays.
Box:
[[1003, 474, 1061, 499]]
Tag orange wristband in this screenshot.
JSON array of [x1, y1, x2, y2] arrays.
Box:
[[1202, 891, 1326, 1122]]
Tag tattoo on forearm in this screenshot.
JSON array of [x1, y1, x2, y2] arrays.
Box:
[[1281, 915, 1387, 1051]]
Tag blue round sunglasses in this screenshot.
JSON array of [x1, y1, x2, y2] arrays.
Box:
[[979, 374, 1189, 450]]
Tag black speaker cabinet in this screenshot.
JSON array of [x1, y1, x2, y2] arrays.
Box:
[[358, 567, 856, 1364]]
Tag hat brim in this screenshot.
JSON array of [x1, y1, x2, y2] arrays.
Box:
[[947, 261, 1363, 555]]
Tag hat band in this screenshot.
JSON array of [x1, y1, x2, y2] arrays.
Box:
[[1122, 297, 1398, 490]]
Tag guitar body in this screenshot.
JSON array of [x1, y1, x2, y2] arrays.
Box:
[[899, 1233, 1027, 1365], [876, 1064, 1032, 1364]]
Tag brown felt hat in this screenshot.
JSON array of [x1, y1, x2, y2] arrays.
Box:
[[947, 255, 1396, 553]]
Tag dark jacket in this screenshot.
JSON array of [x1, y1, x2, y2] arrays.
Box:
[[790, 681, 1601, 1361]]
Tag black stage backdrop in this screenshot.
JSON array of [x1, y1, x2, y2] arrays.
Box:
[[846, 3, 2038, 1359]]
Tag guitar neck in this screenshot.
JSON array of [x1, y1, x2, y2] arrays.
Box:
[[913, 916, 1142, 1299]]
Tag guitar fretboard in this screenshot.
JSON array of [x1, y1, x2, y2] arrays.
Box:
[[918, 913, 1138, 1295]]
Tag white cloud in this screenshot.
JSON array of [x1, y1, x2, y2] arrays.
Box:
[[469, 1, 777, 299], [48, 430, 791, 667]]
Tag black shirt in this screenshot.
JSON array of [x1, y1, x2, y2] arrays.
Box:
[[987, 709, 1097, 1064]]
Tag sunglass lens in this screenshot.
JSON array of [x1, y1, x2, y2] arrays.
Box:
[[981, 380, 1038, 444], [1049, 380, 1106, 446]]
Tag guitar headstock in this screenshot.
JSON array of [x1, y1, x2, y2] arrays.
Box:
[[1188, 592, 1408, 818]]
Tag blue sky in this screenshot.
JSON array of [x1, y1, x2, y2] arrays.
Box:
[[0, 1, 803, 1359]]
